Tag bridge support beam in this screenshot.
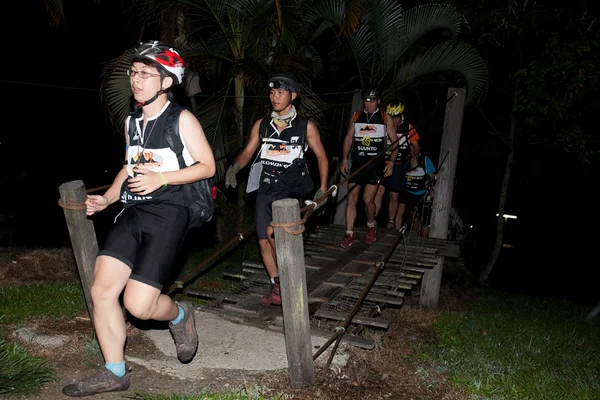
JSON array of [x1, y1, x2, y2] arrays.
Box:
[[421, 88, 466, 308], [58, 179, 97, 328], [272, 198, 315, 387]]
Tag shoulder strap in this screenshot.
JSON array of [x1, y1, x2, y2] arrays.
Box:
[[300, 117, 309, 149], [258, 118, 270, 140], [164, 103, 187, 170], [127, 109, 142, 140]]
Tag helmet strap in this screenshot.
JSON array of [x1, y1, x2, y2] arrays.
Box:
[[134, 77, 171, 110], [134, 90, 164, 110]]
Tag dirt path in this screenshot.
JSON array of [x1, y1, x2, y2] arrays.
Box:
[[2, 247, 470, 400]]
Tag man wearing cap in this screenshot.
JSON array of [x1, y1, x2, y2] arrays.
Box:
[[225, 72, 329, 306], [339, 87, 398, 248]]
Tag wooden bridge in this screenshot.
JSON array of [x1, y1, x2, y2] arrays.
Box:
[[185, 223, 460, 349]]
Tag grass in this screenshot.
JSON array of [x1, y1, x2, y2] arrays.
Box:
[[5, 244, 599, 399], [0, 339, 55, 396], [125, 388, 294, 400], [418, 288, 600, 400], [0, 282, 86, 325]]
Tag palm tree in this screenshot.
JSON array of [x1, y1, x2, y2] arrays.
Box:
[[304, 0, 488, 106]]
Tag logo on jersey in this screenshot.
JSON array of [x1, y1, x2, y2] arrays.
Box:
[[266, 143, 290, 157], [359, 125, 376, 135]]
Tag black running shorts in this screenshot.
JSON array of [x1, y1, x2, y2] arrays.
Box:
[[381, 162, 408, 193], [255, 192, 299, 240], [348, 160, 384, 186], [98, 203, 190, 290]]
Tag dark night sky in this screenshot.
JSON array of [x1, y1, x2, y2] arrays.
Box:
[[2, 1, 598, 305]]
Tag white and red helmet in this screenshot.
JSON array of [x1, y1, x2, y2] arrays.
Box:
[[133, 41, 185, 85]]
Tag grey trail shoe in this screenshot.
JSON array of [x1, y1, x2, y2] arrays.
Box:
[[62, 368, 130, 397], [169, 301, 199, 363]]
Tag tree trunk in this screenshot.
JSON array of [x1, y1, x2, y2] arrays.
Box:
[[235, 72, 246, 232], [478, 97, 516, 284]]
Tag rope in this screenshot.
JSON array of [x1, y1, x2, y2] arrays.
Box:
[[57, 184, 111, 210], [270, 219, 306, 235], [57, 200, 87, 210]]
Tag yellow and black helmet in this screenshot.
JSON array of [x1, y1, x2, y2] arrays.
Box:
[[386, 103, 405, 116]]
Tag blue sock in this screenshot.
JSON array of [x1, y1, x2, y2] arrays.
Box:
[[170, 305, 185, 325], [105, 362, 126, 377]]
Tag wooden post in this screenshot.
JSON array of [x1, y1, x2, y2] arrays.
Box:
[[59, 180, 97, 325], [272, 198, 315, 387], [420, 88, 466, 308], [333, 89, 363, 226]]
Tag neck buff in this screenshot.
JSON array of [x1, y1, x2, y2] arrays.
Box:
[[271, 105, 297, 129]]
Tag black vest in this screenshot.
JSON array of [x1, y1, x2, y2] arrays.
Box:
[[351, 110, 387, 164], [257, 115, 308, 193], [394, 120, 412, 164], [121, 102, 187, 207]]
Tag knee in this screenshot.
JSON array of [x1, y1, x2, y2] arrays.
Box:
[[123, 296, 155, 320], [90, 282, 118, 306], [259, 239, 271, 252], [390, 193, 399, 202], [347, 189, 359, 203], [266, 226, 274, 241]]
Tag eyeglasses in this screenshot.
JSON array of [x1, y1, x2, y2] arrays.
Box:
[[364, 97, 379, 102], [127, 70, 160, 79]]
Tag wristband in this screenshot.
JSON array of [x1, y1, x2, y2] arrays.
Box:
[[158, 172, 168, 187]]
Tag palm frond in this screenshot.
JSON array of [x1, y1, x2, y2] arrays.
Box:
[[346, 23, 374, 86], [394, 41, 488, 106], [42, 0, 65, 28], [339, 0, 363, 36], [305, 20, 337, 45], [224, 0, 268, 20], [403, 4, 467, 51], [193, 91, 233, 184], [304, 0, 346, 28], [100, 51, 135, 131], [367, 0, 404, 77], [304, 46, 324, 77], [274, 0, 302, 55]]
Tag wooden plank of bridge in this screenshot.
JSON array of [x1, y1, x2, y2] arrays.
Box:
[[305, 243, 368, 293], [210, 223, 441, 336], [314, 310, 389, 329]]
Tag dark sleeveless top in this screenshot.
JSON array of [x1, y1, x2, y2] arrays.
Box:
[[257, 115, 309, 193], [120, 102, 188, 207], [351, 110, 386, 165]]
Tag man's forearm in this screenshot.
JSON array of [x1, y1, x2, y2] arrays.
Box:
[[317, 157, 329, 191], [342, 136, 352, 162], [235, 151, 252, 170], [390, 148, 399, 163], [412, 142, 420, 159]]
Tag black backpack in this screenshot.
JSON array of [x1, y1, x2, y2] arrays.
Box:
[[164, 104, 216, 229]]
